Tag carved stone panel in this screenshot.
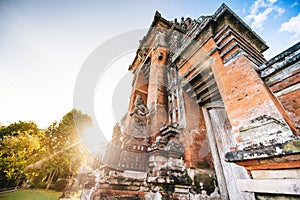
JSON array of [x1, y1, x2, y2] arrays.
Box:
[[129, 94, 149, 138]]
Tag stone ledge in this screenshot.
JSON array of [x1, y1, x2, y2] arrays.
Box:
[[237, 179, 300, 195], [225, 140, 300, 162], [237, 115, 297, 150]]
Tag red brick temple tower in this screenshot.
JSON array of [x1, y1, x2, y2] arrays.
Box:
[[83, 4, 300, 200]]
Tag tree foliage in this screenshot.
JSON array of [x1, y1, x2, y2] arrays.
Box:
[[42, 109, 92, 176], [0, 121, 45, 188], [0, 109, 93, 189], [0, 121, 41, 138]]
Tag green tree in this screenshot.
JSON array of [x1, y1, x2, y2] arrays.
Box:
[[0, 121, 41, 139], [0, 121, 45, 189], [0, 109, 93, 190], [38, 109, 93, 189]]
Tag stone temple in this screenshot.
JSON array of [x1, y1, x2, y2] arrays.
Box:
[[82, 4, 300, 200]]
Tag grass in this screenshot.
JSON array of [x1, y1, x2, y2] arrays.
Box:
[[0, 189, 62, 200]]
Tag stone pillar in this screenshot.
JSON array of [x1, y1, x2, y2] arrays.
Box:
[[147, 45, 169, 138]]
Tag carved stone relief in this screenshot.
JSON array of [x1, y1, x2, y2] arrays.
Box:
[[129, 94, 149, 138]]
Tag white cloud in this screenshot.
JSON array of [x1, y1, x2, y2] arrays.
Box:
[[251, 7, 273, 29], [274, 7, 285, 19], [276, 7, 285, 15], [243, 8, 246, 14], [245, 0, 285, 30], [245, 0, 264, 22], [291, 1, 298, 8], [267, 0, 277, 3], [280, 13, 300, 40]]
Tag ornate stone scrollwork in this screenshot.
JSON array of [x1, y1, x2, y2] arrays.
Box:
[[145, 190, 162, 200], [165, 134, 184, 155], [170, 31, 182, 49], [137, 48, 148, 62]]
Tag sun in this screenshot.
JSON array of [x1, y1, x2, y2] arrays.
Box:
[[79, 126, 106, 153]]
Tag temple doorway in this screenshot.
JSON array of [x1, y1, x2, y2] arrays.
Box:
[[202, 102, 254, 199]]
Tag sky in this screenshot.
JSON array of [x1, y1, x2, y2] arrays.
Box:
[[0, 0, 300, 146]]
